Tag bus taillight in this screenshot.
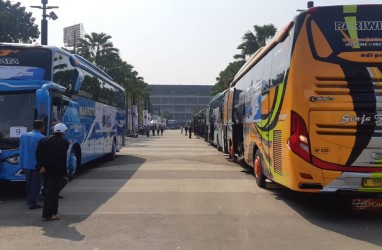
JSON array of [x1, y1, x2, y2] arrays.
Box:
[[288, 111, 311, 162]]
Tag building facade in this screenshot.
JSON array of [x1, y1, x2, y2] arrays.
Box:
[[149, 85, 213, 126]]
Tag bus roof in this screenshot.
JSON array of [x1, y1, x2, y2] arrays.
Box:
[[0, 43, 125, 93], [229, 4, 382, 87]]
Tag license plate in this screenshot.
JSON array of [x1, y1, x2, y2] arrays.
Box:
[[362, 178, 382, 188], [352, 198, 382, 211]]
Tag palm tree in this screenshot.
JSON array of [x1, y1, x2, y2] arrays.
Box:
[[211, 60, 244, 96], [106, 58, 149, 108], [75, 31, 149, 122], [234, 24, 277, 60], [76, 32, 120, 69]]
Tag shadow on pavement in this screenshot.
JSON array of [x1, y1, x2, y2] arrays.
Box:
[[0, 153, 145, 241], [268, 187, 382, 247], [231, 151, 382, 247]]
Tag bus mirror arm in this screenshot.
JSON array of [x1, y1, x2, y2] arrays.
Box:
[[41, 82, 66, 93]]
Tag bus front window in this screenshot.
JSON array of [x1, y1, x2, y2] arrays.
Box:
[[0, 47, 51, 81], [0, 92, 35, 145]]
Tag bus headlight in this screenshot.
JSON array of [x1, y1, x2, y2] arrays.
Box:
[[6, 155, 20, 164]]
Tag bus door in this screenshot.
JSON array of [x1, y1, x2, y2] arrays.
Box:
[[205, 106, 210, 142], [94, 105, 107, 156], [51, 93, 68, 131], [101, 105, 115, 155], [223, 88, 234, 154], [234, 90, 245, 157]]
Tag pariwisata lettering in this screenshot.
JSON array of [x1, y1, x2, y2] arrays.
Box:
[[335, 21, 382, 31]]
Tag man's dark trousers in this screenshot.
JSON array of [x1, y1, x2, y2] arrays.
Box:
[[42, 175, 63, 218]]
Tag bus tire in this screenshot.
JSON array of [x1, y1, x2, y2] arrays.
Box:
[[254, 149, 266, 188], [107, 138, 116, 161], [68, 149, 80, 180]]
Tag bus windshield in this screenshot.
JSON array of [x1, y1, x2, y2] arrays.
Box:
[[0, 47, 51, 80], [0, 92, 35, 139]]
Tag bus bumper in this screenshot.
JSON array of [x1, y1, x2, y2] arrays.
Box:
[[321, 171, 382, 193]]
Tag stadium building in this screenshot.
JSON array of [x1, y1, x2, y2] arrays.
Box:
[[149, 85, 213, 126]]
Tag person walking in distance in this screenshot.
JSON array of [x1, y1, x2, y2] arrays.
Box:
[[36, 123, 69, 221], [160, 123, 164, 136], [188, 125, 192, 139], [151, 124, 156, 136], [19, 120, 45, 209], [185, 125, 188, 136]]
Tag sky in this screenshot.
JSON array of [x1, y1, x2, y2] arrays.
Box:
[[19, 0, 382, 85]]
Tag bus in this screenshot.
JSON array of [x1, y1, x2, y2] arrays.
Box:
[[206, 91, 226, 150], [193, 108, 206, 139], [0, 43, 126, 181], [167, 119, 178, 129], [229, 4, 382, 193]]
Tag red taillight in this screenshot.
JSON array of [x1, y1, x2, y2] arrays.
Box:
[[288, 111, 311, 162]]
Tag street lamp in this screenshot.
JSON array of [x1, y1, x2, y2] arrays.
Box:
[[31, 0, 59, 45]]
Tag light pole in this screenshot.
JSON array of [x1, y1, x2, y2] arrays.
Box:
[[31, 0, 58, 45]]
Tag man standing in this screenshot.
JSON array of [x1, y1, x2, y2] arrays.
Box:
[[19, 120, 45, 209], [36, 123, 69, 221]]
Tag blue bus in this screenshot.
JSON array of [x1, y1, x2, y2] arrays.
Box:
[[167, 120, 178, 129], [0, 43, 126, 181]]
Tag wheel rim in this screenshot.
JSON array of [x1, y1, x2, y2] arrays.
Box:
[[68, 152, 78, 175], [255, 155, 261, 179]]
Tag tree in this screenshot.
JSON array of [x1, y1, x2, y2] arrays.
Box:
[[0, 0, 39, 43], [75, 31, 149, 125], [210, 60, 244, 96], [234, 24, 277, 60], [105, 57, 149, 119], [211, 24, 277, 96], [76, 32, 120, 69]]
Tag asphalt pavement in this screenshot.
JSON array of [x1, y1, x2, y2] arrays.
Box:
[[1, 129, 382, 250]]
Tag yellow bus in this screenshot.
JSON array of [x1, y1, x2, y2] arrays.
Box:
[[229, 4, 382, 193]]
